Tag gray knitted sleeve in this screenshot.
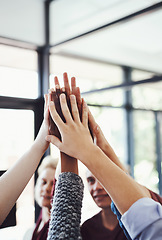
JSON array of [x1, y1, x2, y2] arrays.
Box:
[[47, 172, 84, 240]]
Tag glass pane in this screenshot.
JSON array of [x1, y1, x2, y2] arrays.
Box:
[[50, 9, 162, 73], [0, 109, 35, 237], [132, 81, 162, 110], [0, 66, 38, 99], [50, 55, 122, 92], [160, 113, 162, 188], [0, 45, 38, 71], [134, 110, 158, 193], [84, 89, 123, 107], [50, 0, 161, 44], [132, 69, 158, 81], [0, 45, 38, 99], [89, 106, 127, 164], [0, 0, 44, 45]]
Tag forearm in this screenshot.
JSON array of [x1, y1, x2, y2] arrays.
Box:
[[101, 142, 151, 198], [0, 142, 44, 224], [80, 145, 150, 215], [102, 143, 127, 172], [60, 152, 78, 175], [47, 172, 83, 240]]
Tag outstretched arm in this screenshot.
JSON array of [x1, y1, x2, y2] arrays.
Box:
[[0, 95, 50, 225], [46, 94, 150, 215], [88, 108, 151, 199]]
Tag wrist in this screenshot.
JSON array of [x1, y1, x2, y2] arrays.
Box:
[[32, 139, 46, 157], [79, 144, 100, 166]]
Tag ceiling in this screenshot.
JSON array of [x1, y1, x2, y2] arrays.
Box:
[[0, 0, 162, 73]]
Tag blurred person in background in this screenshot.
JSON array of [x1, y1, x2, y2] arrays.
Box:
[[81, 169, 127, 240], [24, 155, 58, 240]]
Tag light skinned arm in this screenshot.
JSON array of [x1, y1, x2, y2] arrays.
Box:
[[46, 94, 150, 215], [88, 109, 151, 198], [0, 95, 50, 225]]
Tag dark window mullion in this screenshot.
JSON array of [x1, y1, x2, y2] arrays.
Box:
[[155, 112, 162, 195]]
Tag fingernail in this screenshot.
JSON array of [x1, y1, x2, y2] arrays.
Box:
[[70, 95, 75, 100], [45, 136, 50, 142], [55, 84, 59, 89], [60, 93, 65, 99], [50, 101, 54, 106], [84, 100, 87, 107]]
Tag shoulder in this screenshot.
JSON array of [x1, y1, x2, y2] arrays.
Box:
[[149, 189, 162, 204]]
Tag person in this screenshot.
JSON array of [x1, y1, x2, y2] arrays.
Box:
[[46, 90, 162, 240], [30, 155, 58, 240], [81, 169, 127, 240], [82, 113, 162, 240], [0, 94, 50, 226], [47, 73, 84, 239]]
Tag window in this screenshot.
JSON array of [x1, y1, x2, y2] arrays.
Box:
[[133, 110, 158, 192], [0, 109, 35, 236], [0, 45, 38, 99]]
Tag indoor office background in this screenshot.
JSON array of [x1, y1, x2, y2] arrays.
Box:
[[0, 0, 162, 239]]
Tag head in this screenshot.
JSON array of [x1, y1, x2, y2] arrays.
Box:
[[86, 169, 111, 209], [35, 156, 58, 210]]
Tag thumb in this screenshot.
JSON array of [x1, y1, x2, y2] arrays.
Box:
[[45, 135, 62, 149]]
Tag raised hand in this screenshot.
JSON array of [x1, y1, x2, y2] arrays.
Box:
[[46, 94, 93, 161], [34, 94, 50, 153], [49, 73, 82, 138]]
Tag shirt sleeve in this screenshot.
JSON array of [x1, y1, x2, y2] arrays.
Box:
[[47, 172, 84, 240], [121, 198, 162, 240], [111, 201, 131, 240]]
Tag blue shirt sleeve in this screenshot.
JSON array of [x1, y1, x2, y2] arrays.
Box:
[[111, 201, 132, 240], [121, 198, 162, 240]]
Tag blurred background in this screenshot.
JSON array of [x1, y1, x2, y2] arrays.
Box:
[[0, 0, 162, 239]]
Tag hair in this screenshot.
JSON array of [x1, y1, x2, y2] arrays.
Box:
[[37, 155, 58, 176], [35, 155, 58, 206]]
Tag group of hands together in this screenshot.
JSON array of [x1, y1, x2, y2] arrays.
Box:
[[36, 72, 110, 164]]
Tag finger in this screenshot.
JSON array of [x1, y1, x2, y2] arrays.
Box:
[[60, 93, 73, 123], [82, 99, 88, 127], [71, 77, 76, 95], [48, 88, 55, 94], [88, 107, 97, 129], [49, 101, 64, 130], [70, 95, 80, 123], [56, 85, 61, 96], [63, 72, 71, 96], [54, 76, 60, 88], [44, 106, 49, 123], [88, 107, 100, 138], [44, 94, 48, 110], [76, 87, 82, 112], [61, 87, 65, 93], [48, 92, 52, 104], [45, 135, 62, 149]]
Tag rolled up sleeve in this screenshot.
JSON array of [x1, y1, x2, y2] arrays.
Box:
[[121, 198, 162, 240]]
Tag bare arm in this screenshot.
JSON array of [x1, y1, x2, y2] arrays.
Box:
[[0, 95, 50, 225], [88, 108, 151, 198], [46, 94, 150, 215]]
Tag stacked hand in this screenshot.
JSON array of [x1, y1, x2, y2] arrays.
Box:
[[46, 93, 94, 161], [49, 73, 82, 139]]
